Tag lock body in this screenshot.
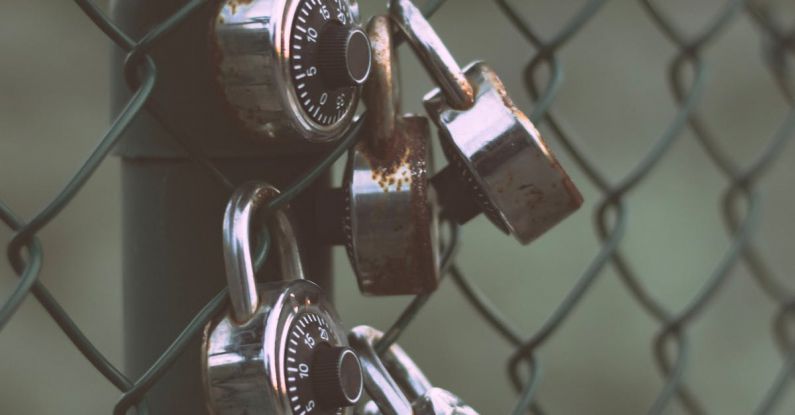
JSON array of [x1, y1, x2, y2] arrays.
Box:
[[343, 15, 440, 296], [344, 115, 439, 295], [424, 62, 583, 244], [211, 0, 370, 142], [203, 280, 353, 414]]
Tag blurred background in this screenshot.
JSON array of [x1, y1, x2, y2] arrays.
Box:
[[1, 0, 794, 413]]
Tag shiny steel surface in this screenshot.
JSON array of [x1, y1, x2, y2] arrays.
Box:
[[388, 0, 582, 244], [205, 182, 353, 414], [345, 16, 440, 296], [349, 326, 479, 415], [388, 0, 474, 110], [222, 182, 281, 322], [410, 388, 479, 415], [349, 326, 414, 415], [211, 0, 363, 142], [424, 62, 583, 245], [203, 280, 350, 414], [357, 401, 382, 415]]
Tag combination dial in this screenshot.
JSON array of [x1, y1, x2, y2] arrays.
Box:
[[285, 312, 363, 415], [212, 0, 370, 142], [288, 0, 371, 127]]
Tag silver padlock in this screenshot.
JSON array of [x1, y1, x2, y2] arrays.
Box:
[[343, 15, 439, 296], [203, 182, 363, 414], [349, 325, 479, 415], [211, 0, 372, 142], [389, 0, 583, 245]]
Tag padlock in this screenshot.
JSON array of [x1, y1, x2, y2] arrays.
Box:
[[203, 182, 363, 414], [389, 0, 583, 245], [349, 325, 479, 415], [211, 0, 372, 142], [342, 15, 440, 296]]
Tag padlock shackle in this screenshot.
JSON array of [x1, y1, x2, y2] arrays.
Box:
[[223, 182, 304, 323], [389, 0, 475, 110], [349, 325, 433, 414], [269, 201, 305, 285], [364, 15, 401, 153]]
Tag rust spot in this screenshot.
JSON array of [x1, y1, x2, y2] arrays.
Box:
[[227, 0, 254, 15], [359, 119, 429, 193], [354, 116, 438, 295]]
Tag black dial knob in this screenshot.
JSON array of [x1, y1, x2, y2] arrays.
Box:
[[311, 346, 363, 409], [318, 23, 372, 89]]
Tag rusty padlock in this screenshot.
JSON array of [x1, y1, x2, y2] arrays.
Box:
[[342, 15, 440, 296], [389, 0, 583, 245]]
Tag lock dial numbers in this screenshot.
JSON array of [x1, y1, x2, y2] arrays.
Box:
[[289, 0, 370, 127], [285, 312, 362, 414]]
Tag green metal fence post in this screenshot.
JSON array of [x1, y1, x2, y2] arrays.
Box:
[[111, 1, 332, 413]]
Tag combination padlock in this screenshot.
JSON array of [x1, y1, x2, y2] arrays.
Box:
[[389, 0, 583, 245], [211, 0, 372, 142], [349, 326, 479, 415], [203, 182, 363, 414], [343, 15, 439, 296]]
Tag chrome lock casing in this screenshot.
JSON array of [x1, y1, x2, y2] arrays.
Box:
[[389, 0, 583, 245], [204, 280, 349, 413], [203, 182, 361, 414], [211, 0, 366, 142], [344, 16, 439, 296], [425, 62, 582, 244]]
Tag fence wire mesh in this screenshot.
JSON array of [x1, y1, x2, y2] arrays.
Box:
[[1, 0, 794, 414]]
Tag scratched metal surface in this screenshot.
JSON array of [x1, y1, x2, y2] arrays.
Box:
[[1, 0, 794, 414]]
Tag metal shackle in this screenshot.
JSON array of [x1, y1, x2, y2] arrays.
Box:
[[222, 181, 304, 323], [349, 325, 429, 414], [388, 0, 475, 110], [364, 15, 401, 154], [349, 326, 479, 415]]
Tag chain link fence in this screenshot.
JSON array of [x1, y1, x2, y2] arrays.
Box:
[[1, 0, 795, 413]]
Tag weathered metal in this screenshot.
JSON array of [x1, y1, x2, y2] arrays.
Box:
[[343, 15, 440, 296], [389, 0, 583, 245]]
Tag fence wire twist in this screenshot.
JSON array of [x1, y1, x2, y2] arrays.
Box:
[[1, 0, 794, 414]]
